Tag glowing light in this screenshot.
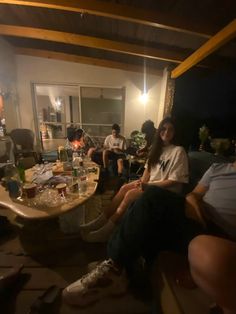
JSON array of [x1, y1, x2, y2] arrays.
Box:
[[140, 92, 148, 104], [139, 58, 148, 104]]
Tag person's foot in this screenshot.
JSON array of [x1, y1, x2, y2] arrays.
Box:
[[82, 220, 115, 243], [0, 264, 24, 292], [62, 259, 128, 307], [79, 212, 107, 232]]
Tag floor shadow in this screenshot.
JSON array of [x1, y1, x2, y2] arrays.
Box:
[[1, 272, 31, 314]]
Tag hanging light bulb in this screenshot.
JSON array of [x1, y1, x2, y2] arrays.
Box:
[[140, 92, 148, 104], [139, 58, 148, 104]]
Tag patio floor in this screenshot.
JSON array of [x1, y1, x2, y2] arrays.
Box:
[[0, 178, 151, 314]]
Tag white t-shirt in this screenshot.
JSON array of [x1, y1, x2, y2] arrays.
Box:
[[104, 134, 126, 151], [147, 145, 189, 193]]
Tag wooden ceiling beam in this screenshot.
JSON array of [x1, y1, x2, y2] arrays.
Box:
[[15, 47, 163, 75], [0, 0, 214, 37], [0, 24, 186, 63], [171, 19, 236, 78]]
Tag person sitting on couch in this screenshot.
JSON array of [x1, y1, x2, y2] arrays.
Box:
[[102, 123, 126, 176], [66, 127, 97, 158], [80, 117, 189, 242], [62, 159, 236, 307], [136, 119, 157, 158]]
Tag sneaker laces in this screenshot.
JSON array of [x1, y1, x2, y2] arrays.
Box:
[[81, 259, 119, 288]]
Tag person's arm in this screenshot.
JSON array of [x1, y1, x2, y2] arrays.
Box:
[[113, 147, 123, 153], [146, 179, 178, 188], [140, 168, 150, 184], [103, 136, 110, 149], [136, 143, 148, 155], [185, 184, 209, 227], [113, 137, 126, 153]]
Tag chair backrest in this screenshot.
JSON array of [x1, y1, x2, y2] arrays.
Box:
[[10, 128, 35, 151]]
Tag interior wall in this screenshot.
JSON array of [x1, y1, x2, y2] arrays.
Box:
[[0, 37, 19, 131], [16, 55, 164, 141]]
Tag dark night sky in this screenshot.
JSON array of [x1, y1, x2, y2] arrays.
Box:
[[172, 61, 236, 149]]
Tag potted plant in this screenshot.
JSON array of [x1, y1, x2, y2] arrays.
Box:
[[198, 125, 210, 151]]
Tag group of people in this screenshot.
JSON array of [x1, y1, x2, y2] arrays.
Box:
[[67, 119, 158, 177], [67, 123, 127, 176], [63, 117, 236, 314]]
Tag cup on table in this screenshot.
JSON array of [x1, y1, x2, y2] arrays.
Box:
[[23, 183, 37, 199], [56, 183, 67, 196]]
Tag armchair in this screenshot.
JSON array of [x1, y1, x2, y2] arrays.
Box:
[[9, 128, 39, 163]]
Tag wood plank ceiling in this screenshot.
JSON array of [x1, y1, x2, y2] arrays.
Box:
[[0, 0, 235, 77]]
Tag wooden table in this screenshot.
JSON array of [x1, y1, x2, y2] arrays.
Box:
[[0, 161, 100, 220]]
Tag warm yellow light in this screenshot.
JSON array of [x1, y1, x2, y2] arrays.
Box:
[[140, 92, 148, 104]]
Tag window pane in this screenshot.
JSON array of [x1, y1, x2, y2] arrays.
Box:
[[81, 87, 123, 126], [82, 125, 111, 137], [34, 84, 124, 151]]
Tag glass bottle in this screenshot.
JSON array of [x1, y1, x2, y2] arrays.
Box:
[[58, 146, 68, 162], [4, 161, 21, 198], [17, 154, 26, 183], [78, 163, 88, 195]]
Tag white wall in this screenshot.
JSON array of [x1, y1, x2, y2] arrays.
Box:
[[16, 55, 166, 142], [0, 37, 19, 131]]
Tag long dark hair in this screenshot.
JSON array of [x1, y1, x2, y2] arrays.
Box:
[[147, 117, 176, 170]]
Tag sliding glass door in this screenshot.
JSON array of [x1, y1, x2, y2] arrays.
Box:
[[32, 83, 125, 151]]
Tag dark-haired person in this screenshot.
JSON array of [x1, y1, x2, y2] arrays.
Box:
[[66, 128, 97, 158], [63, 159, 236, 307], [136, 119, 157, 158], [102, 123, 126, 176], [81, 117, 188, 242]]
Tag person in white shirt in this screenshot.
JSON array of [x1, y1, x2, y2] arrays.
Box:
[[103, 123, 126, 176], [81, 117, 189, 242]]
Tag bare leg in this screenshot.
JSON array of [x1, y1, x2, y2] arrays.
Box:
[[103, 180, 140, 218], [188, 235, 236, 314], [117, 158, 124, 175], [102, 149, 110, 169], [84, 187, 143, 243], [111, 188, 143, 223]]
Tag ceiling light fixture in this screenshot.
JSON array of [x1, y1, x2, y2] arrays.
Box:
[[140, 58, 148, 104]]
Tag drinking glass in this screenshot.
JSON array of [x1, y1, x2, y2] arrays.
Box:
[[23, 182, 37, 206]]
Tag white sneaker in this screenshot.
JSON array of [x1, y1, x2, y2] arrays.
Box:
[[82, 220, 115, 243], [62, 259, 128, 307], [79, 212, 107, 232]]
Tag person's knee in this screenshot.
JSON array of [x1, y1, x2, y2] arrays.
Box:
[[189, 235, 211, 257], [189, 235, 236, 275], [188, 235, 213, 268], [124, 188, 138, 200], [120, 183, 131, 194]]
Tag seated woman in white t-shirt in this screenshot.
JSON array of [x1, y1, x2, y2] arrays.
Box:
[[81, 117, 189, 242]]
